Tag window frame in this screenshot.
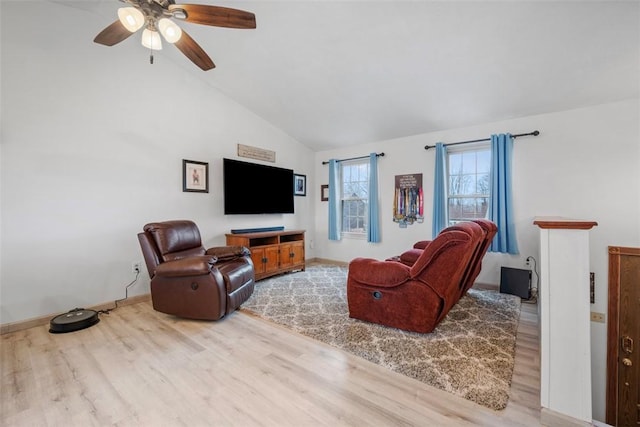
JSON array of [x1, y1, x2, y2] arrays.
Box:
[[339, 158, 369, 239], [445, 142, 491, 226]]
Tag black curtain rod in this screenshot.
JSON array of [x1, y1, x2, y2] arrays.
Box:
[[424, 130, 540, 150], [322, 152, 385, 165]]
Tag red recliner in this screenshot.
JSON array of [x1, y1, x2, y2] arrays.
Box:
[[347, 221, 485, 333], [396, 219, 497, 298], [138, 220, 255, 320]]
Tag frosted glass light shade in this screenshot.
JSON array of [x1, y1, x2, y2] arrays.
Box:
[[158, 18, 182, 43], [141, 29, 163, 50], [117, 7, 144, 32]]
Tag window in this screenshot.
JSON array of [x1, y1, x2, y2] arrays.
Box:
[[447, 144, 490, 225], [340, 158, 369, 236]]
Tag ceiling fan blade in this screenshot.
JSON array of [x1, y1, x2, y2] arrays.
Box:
[[174, 30, 215, 71], [168, 4, 256, 29], [94, 20, 135, 46]]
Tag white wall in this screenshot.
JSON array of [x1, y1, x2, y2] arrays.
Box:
[[313, 98, 640, 421], [0, 2, 315, 325]]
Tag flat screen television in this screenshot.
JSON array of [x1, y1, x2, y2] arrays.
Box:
[[223, 158, 295, 214]]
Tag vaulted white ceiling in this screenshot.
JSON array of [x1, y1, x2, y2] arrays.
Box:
[[40, 1, 640, 150]]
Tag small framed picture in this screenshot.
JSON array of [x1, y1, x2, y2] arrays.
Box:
[[321, 184, 329, 201], [294, 174, 306, 196], [183, 159, 209, 193]]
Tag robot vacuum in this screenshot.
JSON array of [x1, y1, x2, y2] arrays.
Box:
[[49, 308, 100, 333]]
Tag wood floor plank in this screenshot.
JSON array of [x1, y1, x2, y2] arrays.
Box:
[[1, 293, 542, 426]]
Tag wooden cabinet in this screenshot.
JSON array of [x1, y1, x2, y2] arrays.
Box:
[[225, 230, 305, 281]]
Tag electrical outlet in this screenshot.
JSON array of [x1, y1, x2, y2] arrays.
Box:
[[590, 312, 605, 323], [525, 256, 531, 266], [132, 262, 142, 274]]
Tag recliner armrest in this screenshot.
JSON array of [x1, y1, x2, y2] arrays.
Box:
[[348, 258, 411, 287], [413, 240, 432, 249], [155, 255, 217, 277], [205, 246, 250, 262]]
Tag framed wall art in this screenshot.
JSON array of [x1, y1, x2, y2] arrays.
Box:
[[393, 173, 423, 227], [182, 159, 209, 193], [321, 184, 329, 201], [294, 174, 306, 196]]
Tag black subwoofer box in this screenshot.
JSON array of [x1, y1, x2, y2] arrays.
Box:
[[500, 267, 531, 299]]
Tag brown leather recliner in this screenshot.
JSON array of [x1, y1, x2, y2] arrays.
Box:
[[347, 221, 485, 333], [138, 220, 255, 320]]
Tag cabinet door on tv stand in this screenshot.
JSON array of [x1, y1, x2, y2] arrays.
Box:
[[250, 246, 280, 276], [264, 246, 280, 273], [291, 241, 305, 268], [280, 241, 304, 270], [249, 249, 266, 275], [279, 243, 293, 270]]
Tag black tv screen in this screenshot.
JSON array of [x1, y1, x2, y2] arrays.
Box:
[[223, 158, 295, 214]]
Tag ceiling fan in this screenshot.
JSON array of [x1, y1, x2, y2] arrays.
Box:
[[94, 0, 256, 71]]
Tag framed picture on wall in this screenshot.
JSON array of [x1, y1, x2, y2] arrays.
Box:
[[294, 174, 306, 196], [321, 184, 329, 201], [183, 159, 209, 193]]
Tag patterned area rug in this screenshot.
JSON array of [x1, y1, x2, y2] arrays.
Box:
[[241, 264, 521, 410]]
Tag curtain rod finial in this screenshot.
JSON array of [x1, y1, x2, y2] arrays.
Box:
[[533, 130, 540, 136]]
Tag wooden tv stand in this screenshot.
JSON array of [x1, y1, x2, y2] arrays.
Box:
[[225, 229, 305, 281]]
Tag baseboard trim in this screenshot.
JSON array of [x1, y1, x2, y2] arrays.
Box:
[[472, 282, 499, 291], [0, 294, 151, 335], [307, 258, 349, 267], [540, 408, 593, 427]]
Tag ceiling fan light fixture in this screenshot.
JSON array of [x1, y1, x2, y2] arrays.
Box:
[[141, 28, 163, 50], [158, 18, 182, 43], [171, 9, 187, 20], [95, 1, 255, 70], [117, 7, 144, 32]]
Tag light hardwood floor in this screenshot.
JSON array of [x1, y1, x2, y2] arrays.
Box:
[[1, 293, 541, 426]]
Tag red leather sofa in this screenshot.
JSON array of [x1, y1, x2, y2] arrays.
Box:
[[347, 221, 487, 333]]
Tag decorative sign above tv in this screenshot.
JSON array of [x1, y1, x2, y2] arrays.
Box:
[[237, 144, 276, 163], [223, 158, 294, 215]]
